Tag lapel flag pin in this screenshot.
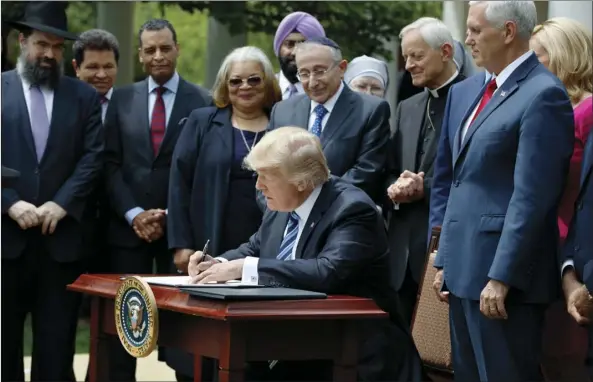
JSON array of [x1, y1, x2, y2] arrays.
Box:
[[310, 222, 315, 228], [500, 91, 507, 97]]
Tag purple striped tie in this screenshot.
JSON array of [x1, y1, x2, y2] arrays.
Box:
[[30, 85, 50, 161]]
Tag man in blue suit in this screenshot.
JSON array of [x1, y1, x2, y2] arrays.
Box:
[[561, 128, 593, 377], [429, 1, 574, 381]]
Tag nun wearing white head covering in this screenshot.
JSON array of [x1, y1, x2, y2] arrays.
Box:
[[344, 55, 390, 98]]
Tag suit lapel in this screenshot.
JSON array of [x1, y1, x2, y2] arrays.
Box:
[[320, 86, 356, 148], [212, 106, 233, 151], [292, 96, 310, 129], [134, 80, 153, 162], [40, 79, 70, 165], [455, 55, 538, 166], [294, 180, 335, 259], [579, 129, 593, 191], [265, 212, 289, 259], [453, 74, 487, 160], [402, 93, 429, 172], [157, 78, 191, 158], [4, 71, 37, 160]]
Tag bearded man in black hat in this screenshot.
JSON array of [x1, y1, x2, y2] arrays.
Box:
[[1, 2, 103, 381]]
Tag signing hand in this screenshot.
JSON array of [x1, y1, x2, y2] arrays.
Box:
[[480, 279, 510, 319], [173, 249, 194, 274], [190, 259, 244, 284], [433, 269, 449, 303], [36, 201, 67, 234], [187, 250, 219, 278], [132, 209, 166, 242], [7, 201, 41, 230]]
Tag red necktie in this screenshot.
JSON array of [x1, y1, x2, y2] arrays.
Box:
[[470, 79, 498, 125], [150, 86, 166, 156]]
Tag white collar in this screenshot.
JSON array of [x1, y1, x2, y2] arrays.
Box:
[[427, 70, 459, 98], [148, 71, 180, 94], [310, 82, 345, 115], [493, 50, 534, 89], [278, 71, 302, 94], [293, 185, 323, 224], [104, 87, 113, 100]]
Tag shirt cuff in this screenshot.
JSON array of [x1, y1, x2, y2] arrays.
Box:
[[392, 202, 399, 210], [124, 207, 145, 226], [561, 259, 575, 277], [165, 208, 168, 215], [241, 256, 260, 285], [214, 257, 228, 263]]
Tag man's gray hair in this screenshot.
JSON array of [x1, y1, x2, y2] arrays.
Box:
[[399, 17, 455, 54], [469, 1, 537, 40], [294, 41, 343, 64]]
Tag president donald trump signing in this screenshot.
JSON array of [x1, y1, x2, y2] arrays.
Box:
[[187, 126, 424, 381]]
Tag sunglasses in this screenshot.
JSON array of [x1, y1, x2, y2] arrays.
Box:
[[228, 76, 263, 88]]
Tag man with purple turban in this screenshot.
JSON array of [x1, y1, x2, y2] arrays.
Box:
[[273, 11, 325, 99]]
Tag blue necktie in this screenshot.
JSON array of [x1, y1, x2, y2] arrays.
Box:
[[277, 212, 300, 261], [30, 85, 50, 161], [310, 104, 328, 137]]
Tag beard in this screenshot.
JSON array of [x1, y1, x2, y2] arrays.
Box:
[[279, 55, 298, 84], [17, 47, 62, 89]]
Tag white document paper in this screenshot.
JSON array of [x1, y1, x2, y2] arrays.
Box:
[[141, 276, 262, 288]]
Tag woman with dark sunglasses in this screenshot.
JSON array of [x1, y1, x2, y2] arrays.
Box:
[[164, 46, 281, 382]]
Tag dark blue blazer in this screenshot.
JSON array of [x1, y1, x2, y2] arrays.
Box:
[[431, 54, 574, 303], [1, 70, 104, 262], [167, 106, 261, 255], [564, 128, 593, 291]]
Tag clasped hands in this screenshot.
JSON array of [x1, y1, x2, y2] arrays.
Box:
[[7, 200, 66, 234], [173, 249, 244, 284], [387, 170, 425, 203], [132, 209, 166, 242]]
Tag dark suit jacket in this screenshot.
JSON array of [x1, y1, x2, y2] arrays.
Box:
[[386, 75, 464, 289], [104, 77, 211, 247], [432, 54, 574, 303], [167, 106, 261, 254], [221, 177, 423, 382], [1, 69, 103, 262], [267, 85, 390, 202], [564, 128, 593, 291]]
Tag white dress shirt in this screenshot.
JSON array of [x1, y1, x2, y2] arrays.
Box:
[[124, 72, 180, 226], [460, 50, 534, 141], [307, 82, 345, 133], [240, 186, 323, 285], [278, 71, 304, 100]]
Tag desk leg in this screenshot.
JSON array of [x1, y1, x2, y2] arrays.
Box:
[[333, 321, 358, 382], [217, 325, 245, 382], [192, 353, 203, 382], [88, 297, 109, 382]]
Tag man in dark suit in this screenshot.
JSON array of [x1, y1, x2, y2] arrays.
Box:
[[386, 18, 465, 326], [187, 126, 424, 382], [561, 127, 593, 378], [267, 37, 390, 203], [429, 2, 574, 381], [104, 18, 211, 381], [1, 3, 103, 381]]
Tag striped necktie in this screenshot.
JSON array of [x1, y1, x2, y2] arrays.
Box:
[[277, 212, 300, 261]]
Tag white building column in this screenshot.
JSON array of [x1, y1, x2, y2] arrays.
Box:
[[204, 17, 246, 88], [442, 1, 467, 42], [548, 1, 592, 31]]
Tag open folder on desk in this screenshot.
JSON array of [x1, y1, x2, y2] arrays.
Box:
[[141, 276, 266, 288]]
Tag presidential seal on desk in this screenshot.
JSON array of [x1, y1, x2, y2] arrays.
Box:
[[114, 276, 159, 358]]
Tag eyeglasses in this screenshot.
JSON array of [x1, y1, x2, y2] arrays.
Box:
[[296, 63, 338, 82], [228, 76, 263, 88]]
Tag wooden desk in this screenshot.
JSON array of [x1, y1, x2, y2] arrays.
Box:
[[68, 274, 388, 382]]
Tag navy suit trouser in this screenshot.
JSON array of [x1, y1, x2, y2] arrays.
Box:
[[449, 294, 545, 382]]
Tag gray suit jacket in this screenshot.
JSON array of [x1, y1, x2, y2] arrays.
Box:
[[267, 85, 390, 202]]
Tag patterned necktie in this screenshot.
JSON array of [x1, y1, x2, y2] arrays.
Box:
[[310, 104, 328, 137], [29, 85, 50, 161], [150, 86, 166, 156], [277, 212, 300, 261], [469, 78, 497, 125], [288, 84, 298, 97]]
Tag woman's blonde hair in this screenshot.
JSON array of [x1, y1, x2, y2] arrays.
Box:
[[532, 17, 593, 104], [211, 46, 282, 110], [244, 126, 330, 190]]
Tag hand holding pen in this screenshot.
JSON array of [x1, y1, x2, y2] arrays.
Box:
[[187, 239, 219, 278]]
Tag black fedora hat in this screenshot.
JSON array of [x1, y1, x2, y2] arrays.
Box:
[[8, 2, 78, 41]]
